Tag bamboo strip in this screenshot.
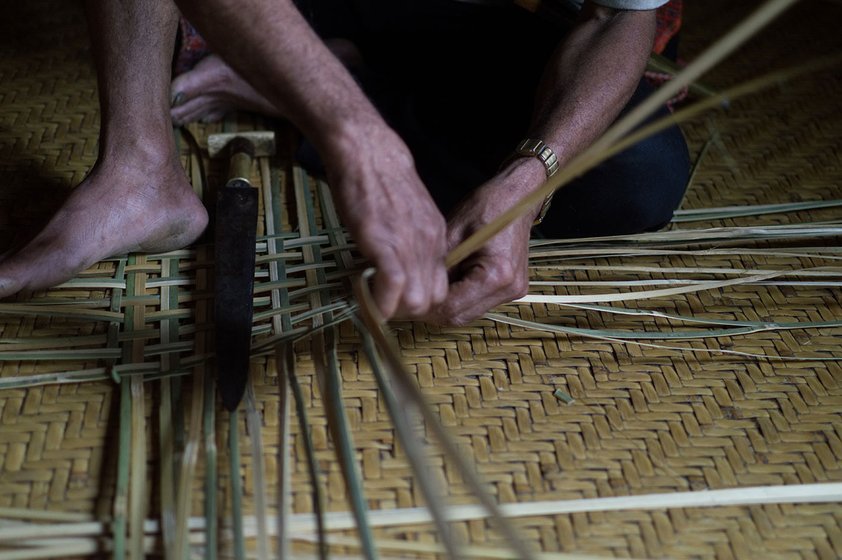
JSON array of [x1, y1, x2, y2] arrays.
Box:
[[487, 313, 842, 361], [294, 164, 379, 560], [6, 483, 838, 544]]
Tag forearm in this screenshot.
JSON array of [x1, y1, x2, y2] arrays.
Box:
[[173, 0, 395, 163], [507, 4, 657, 193]]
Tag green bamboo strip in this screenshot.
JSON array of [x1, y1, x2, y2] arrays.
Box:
[[358, 326, 462, 559], [294, 164, 379, 560], [488, 313, 842, 362], [492, 312, 842, 341], [0, 334, 109, 351], [182, 131, 219, 560], [129, 377, 147, 560], [112, 379, 131, 560], [263, 151, 294, 560], [159, 255, 178, 560], [0, 349, 121, 361], [353, 270, 537, 560], [672, 200, 842, 222], [229, 413, 246, 560], [563, 302, 842, 330], [202, 364, 218, 560], [446, 0, 802, 268], [126, 255, 149, 560], [527, 224, 842, 249], [318, 176, 446, 558], [532, 279, 842, 288], [609, 53, 842, 178], [244, 385, 271, 560], [0, 304, 122, 322], [515, 269, 788, 304], [0, 363, 200, 391]]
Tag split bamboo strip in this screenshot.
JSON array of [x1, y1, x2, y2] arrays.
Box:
[[262, 149, 293, 560], [488, 313, 841, 362], [354, 269, 538, 560], [245, 385, 271, 560], [293, 165, 379, 560], [359, 327, 463, 560]]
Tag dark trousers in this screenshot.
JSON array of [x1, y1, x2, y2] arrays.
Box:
[[296, 0, 691, 237]]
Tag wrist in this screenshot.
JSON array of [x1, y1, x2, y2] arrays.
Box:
[[499, 138, 561, 224]]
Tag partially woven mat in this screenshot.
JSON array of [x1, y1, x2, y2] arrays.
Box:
[[1, 1, 841, 559]]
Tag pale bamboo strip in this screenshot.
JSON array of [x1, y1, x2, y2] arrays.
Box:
[[561, 302, 842, 330], [530, 264, 842, 278], [515, 269, 788, 304], [528, 246, 842, 260], [129, 377, 147, 560]]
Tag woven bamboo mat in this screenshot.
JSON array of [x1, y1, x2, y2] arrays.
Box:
[[1, 1, 841, 559]]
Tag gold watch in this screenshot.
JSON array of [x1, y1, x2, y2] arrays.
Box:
[[507, 138, 559, 225]]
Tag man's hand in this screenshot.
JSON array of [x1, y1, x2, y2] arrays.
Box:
[[327, 123, 449, 320], [426, 160, 543, 325]]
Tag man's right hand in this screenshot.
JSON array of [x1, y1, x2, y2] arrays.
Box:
[[325, 122, 449, 320]]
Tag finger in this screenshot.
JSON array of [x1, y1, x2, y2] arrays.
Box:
[[200, 110, 227, 124], [371, 257, 406, 321], [437, 255, 527, 325], [432, 262, 449, 306], [171, 97, 224, 126]]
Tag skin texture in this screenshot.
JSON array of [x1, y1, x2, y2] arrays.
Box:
[[173, 0, 450, 320], [0, 0, 655, 327], [0, 0, 208, 298], [169, 2, 655, 325], [427, 5, 657, 325]]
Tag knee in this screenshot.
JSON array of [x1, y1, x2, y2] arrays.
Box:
[[620, 126, 691, 231]]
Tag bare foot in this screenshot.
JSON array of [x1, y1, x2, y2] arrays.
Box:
[[171, 38, 363, 125], [0, 155, 208, 298]]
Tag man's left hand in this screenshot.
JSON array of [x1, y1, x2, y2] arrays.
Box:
[[425, 171, 541, 326]]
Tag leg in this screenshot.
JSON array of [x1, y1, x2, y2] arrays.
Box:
[[170, 38, 363, 125], [0, 0, 208, 298], [170, 0, 363, 125], [535, 80, 691, 238]]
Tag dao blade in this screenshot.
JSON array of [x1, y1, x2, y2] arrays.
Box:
[[214, 179, 258, 411]]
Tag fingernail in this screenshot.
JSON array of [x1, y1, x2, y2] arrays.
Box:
[[171, 92, 185, 107]]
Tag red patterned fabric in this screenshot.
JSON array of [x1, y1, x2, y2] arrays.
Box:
[[653, 0, 682, 55], [173, 18, 210, 76]]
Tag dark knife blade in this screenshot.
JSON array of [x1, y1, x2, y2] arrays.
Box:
[[214, 178, 259, 411]]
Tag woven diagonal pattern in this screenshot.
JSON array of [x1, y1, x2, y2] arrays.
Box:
[[1, 1, 841, 559]]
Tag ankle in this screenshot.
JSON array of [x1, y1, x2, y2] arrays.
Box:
[[96, 133, 180, 175]]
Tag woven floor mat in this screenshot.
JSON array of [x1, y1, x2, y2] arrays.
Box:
[[1, 1, 841, 559]]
